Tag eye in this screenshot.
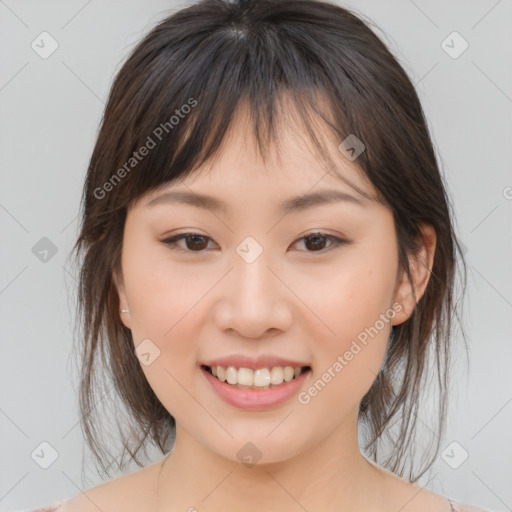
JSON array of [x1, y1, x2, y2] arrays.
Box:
[[160, 231, 349, 253], [160, 232, 216, 252], [293, 231, 348, 252]]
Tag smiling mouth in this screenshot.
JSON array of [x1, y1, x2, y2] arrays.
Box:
[[201, 364, 312, 390]]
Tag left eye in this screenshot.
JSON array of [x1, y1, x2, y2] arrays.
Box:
[[296, 232, 347, 252], [160, 232, 348, 253]]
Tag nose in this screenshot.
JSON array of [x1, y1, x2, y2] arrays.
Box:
[[213, 247, 293, 339]]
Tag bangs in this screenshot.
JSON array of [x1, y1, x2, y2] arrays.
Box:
[[129, 90, 375, 204]]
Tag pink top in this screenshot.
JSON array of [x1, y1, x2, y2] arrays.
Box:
[[448, 500, 496, 512], [21, 498, 499, 511], [17, 502, 65, 512]]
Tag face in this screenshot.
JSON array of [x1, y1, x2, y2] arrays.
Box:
[[114, 104, 434, 466]]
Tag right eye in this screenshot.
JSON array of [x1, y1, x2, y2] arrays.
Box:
[[160, 232, 217, 252]]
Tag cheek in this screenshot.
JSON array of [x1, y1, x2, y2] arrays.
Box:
[[295, 281, 393, 429], [303, 244, 397, 336], [123, 238, 213, 336], [299, 239, 397, 388], [122, 245, 208, 416], [120, 245, 214, 413]]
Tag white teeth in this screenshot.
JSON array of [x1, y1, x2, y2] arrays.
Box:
[[283, 366, 294, 382], [237, 368, 254, 386], [226, 366, 238, 385], [270, 367, 283, 385], [209, 365, 307, 388], [254, 368, 271, 387]]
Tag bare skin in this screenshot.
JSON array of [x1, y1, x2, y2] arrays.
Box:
[[62, 453, 452, 512], [63, 102, 447, 512]]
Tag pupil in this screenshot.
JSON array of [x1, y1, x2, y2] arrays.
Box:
[[187, 235, 207, 250], [306, 235, 326, 251]]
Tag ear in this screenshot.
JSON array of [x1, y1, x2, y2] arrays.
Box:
[[391, 223, 437, 326], [113, 267, 132, 329]]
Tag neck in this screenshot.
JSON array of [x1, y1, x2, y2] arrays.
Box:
[[154, 412, 388, 512]]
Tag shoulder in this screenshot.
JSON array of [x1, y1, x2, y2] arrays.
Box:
[[387, 485, 496, 512], [448, 500, 497, 512], [368, 464, 449, 512], [24, 504, 66, 512], [59, 460, 162, 512]]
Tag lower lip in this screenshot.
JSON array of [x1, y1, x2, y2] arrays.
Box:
[[201, 366, 311, 410]]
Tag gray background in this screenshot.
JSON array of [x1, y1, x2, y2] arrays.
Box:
[[1, 0, 511, 510]]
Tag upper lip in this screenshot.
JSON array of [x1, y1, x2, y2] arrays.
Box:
[[201, 355, 311, 370]]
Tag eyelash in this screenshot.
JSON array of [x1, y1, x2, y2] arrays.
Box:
[[159, 231, 349, 254]]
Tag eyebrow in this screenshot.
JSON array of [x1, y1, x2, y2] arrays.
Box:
[[144, 188, 369, 214]]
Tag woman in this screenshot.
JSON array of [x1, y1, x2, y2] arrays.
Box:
[[23, 0, 499, 510]]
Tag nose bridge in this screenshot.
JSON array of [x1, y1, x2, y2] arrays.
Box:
[[214, 234, 291, 337], [233, 235, 277, 307]]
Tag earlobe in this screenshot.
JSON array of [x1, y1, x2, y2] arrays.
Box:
[[391, 223, 437, 326], [112, 268, 131, 329]]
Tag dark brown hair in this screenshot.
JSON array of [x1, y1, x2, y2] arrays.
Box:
[[71, 0, 467, 483]]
